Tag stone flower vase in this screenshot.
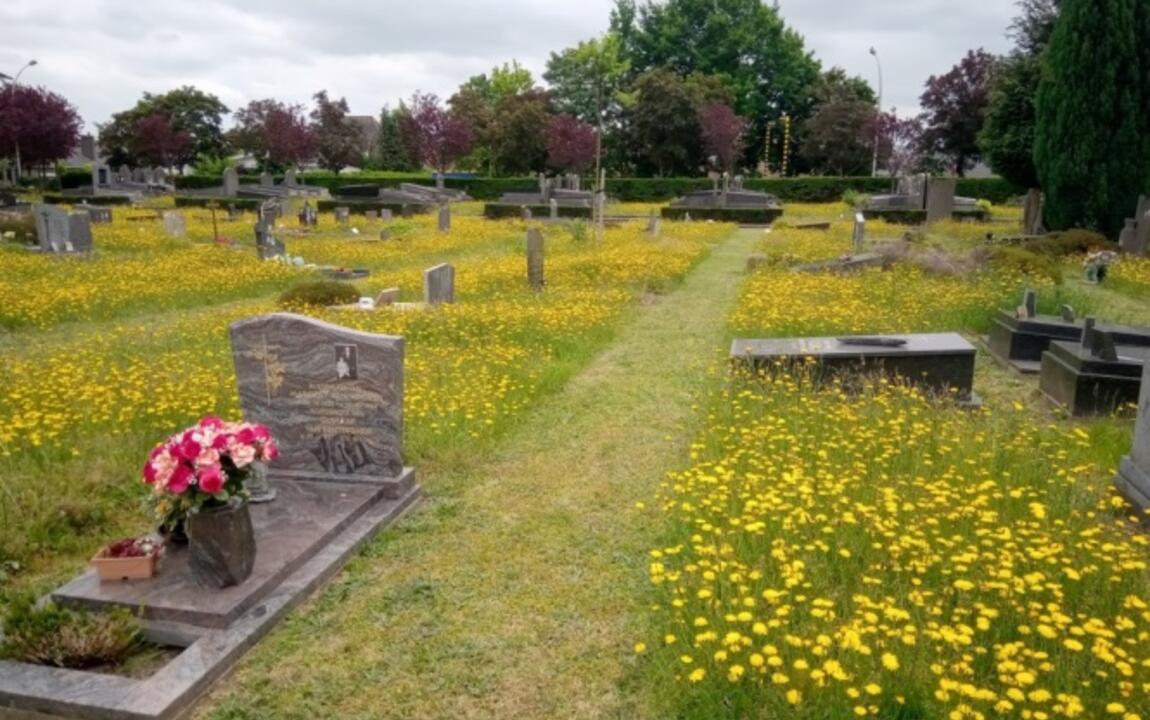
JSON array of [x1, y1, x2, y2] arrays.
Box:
[[187, 499, 256, 588]]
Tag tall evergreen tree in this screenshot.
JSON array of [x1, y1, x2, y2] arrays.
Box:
[[376, 107, 413, 171], [1034, 0, 1147, 237]]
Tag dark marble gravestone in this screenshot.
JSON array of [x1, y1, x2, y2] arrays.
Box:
[[989, 310, 1150, 374], [1039, 338, 1150, 417], [230, 313, 413, 496], [731, 333, 977, 400]]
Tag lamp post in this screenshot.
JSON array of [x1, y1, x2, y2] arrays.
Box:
[[869, 47, 883, 177], [0, 59, 38, 182]]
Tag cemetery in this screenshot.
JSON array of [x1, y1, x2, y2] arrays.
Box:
[[4, 0, 1150, 718]]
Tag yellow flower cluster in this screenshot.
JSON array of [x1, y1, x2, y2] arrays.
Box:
[[640, 374, 1150, 719], [0, 211, 729, 566], [1110, 256, 1150, 294], [731, 264, 1042, 338]]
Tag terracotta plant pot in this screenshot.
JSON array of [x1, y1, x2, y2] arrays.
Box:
[[91, 552, 158, 582], [187, 500, 257, 588]]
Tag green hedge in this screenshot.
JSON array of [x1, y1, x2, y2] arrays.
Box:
[[483, 203, 592, 219], [862, 208, 991, 225], [317, 199, 433, 216], [170, 173, 1023, 205], [660, 207, 784, 224], [40, 193, 135, 206], [58, 169, 92, 191]]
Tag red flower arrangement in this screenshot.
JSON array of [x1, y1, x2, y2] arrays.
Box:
[[143, 417, 277, 527]]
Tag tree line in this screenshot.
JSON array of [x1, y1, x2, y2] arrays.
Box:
[[2, 0, 1148, 237]]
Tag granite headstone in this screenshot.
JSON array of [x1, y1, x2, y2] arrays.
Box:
[[527, 228, 545, 291], [230, 313, 407, 486]]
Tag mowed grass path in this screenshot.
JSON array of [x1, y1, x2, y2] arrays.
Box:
[[196, 229, 762, 720]]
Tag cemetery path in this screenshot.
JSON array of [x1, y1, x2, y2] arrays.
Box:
[[198, 228, 763, 720]]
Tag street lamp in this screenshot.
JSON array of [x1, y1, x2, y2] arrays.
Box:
[[869, 47, 883, 177], [1, 59, 38, 182]]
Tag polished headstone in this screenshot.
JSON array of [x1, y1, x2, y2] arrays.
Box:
[[231, 313, 406, 484]]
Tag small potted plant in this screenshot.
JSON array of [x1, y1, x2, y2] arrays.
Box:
[[91, 537, 163, 582], [142, 417, 277, 588]]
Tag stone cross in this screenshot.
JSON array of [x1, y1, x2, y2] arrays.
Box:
[[852, 213, 866, 252], [229, 313, 410, 492], [223, 167, 239, 197], [526, 228, 545, 291], [424, 263, 455, 305], [438, 204, 451, 233], [162, 210, 187, 238]]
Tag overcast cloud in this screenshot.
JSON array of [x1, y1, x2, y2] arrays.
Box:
[[0, 0, 1017, 133]]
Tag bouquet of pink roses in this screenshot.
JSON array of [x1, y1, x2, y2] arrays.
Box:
[[143, 417, 277, 528]]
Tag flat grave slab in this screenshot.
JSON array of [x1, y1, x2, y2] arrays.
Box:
[[731, 332, 976, 399], [0, 483, 420, 720], [52, 475, 413, 629], [1039, 341, 1150, 416], [988, 310, 1150, 373]]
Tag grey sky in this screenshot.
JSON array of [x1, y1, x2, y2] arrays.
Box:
[[0, 0, 1017, 132]]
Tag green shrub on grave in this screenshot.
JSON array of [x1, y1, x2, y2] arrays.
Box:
[[277, 281, 361, 309], [0, 595, 141, 669]]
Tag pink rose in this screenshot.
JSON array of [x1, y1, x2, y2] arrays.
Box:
[[235, 426, 256, 445], [175, 436, 202, 462], [198, 465, 224, 494], [168, 464, 193, 494], [200, 416, 224, 430], [196, 448, 221, 468], [229, 443, 257, 468]]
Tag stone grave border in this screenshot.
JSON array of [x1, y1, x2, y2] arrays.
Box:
[[0, 488, 420, 720]]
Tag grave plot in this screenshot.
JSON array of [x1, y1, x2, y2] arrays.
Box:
[[0, 314, 421, 720]]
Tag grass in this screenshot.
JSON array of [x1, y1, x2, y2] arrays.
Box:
[[5, 203, 1150, 719], [194, 228, 762, 720]]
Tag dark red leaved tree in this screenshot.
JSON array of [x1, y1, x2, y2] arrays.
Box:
[[698, 103, 746, 173], [918, 49, 995, 176], [404, 92, 475, 173], [0, 85, 82, 172], [131, 113, 193, 169], [546, 113, 597, 173]]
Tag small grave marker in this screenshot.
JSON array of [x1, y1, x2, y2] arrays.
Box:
[[424, 263, 455, 305], [527, 228, 545, 291]]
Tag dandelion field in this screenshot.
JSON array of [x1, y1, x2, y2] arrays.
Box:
[[3, 203, 1150, 719], [0, 210, 728, 584]]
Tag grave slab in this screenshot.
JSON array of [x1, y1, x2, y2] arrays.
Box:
[[1039, 341, 1150, 417], [731, 332, 976, 399], [52, 475, 413, 628], [987, 311, 1150, 373]]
